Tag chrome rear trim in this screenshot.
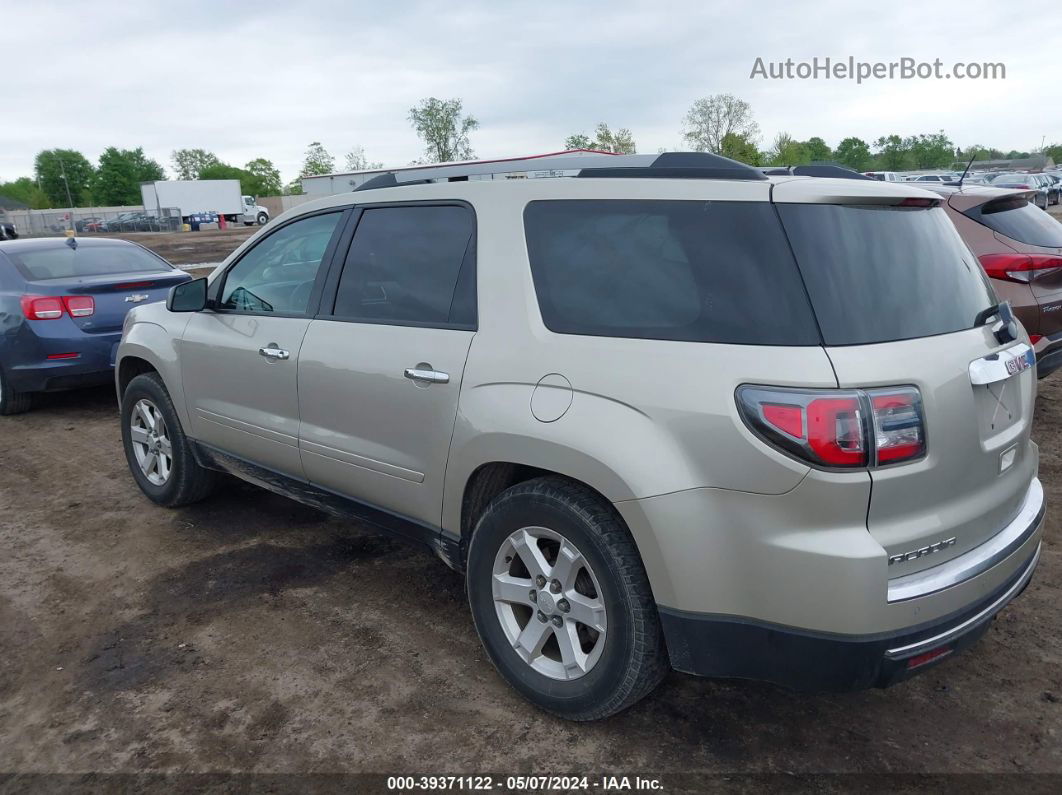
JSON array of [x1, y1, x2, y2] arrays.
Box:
[[885, 543, 1040, 660], [887, 477, 1044, 603]]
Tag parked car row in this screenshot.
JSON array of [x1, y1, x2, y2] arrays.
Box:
[[75, 212, 182, 234], [1, 152, 1054, 722]]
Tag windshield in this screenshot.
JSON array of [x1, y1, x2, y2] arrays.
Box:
[[776, 203, 997, 346], [6, 243, 172, 280]]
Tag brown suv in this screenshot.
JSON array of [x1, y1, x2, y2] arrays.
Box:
[[930, 184, 1062, 377]]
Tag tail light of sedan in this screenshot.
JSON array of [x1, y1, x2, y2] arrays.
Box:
[[19, 294, 95, 320], [737, 385, 925, 469]]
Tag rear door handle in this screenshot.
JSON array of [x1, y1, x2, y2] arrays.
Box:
[[259, 346, 290, 360], [404, 367, 449, 384]]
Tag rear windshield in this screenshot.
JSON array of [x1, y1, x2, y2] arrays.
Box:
[[523, 200, 820, 345], [964, 196, 1062, 248], [5, 243, 171, 281], [777, 204, 996, 346]]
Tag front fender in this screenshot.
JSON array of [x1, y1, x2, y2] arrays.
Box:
[[117, 309, 192, 430]]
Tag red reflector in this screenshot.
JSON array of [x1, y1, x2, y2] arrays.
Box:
[[906, 647, 952, 670], [807, 397, 866, 466], [63, 295, 95, 317], [1030, 334, 1044, 345], [19, 295, 64, 320], [46, 352, 80, 360], [762, 403, 804, 439]]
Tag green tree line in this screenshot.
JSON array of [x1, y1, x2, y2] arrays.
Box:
[[4, 94, 1057, 209]]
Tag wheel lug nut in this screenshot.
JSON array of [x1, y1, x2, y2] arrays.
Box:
[[549, 579, 561, 594], [535, 575, 546, 588], [558, 599, 570, 613], [537, 611, 547, 623], [551, 616, 563, 627], [529, 590, 537, 602]]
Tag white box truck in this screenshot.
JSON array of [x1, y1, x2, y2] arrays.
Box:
[[140, 180, 270, 226]]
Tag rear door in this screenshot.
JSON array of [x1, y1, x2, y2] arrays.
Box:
[[179, 210, 346, 477], [776, 197, 1037, 574], [297, 202, 476, 527]]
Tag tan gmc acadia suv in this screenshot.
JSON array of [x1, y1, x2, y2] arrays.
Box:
[[116, 152, 1046, 720]]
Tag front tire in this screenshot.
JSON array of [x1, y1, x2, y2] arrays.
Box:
[[0, 365, 32, 415], [256, 212, 268, 225], [466, 477, 668, 721], [121, 372, 215, 507]]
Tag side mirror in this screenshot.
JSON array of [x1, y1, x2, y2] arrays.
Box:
[[167, 277, 208, 312]]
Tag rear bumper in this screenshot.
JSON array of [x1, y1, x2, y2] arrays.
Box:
[[1035, 337, 1062, 378], [660, 541, 1040, 691], [4, 329, 121, 393]]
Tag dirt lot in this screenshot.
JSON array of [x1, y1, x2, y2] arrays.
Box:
[[95, 227, 258, 267], [0, 368, 1060, 787]]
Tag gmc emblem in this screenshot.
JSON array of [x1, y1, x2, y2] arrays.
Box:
[[888, 537, 957, 565]]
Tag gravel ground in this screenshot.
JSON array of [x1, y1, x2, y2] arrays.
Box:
[[0, 374, 1059, 788]]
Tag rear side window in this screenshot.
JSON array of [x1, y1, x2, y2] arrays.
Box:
[[522, 200, 820, 345], [777, 204, 996, 346], [965, 196, 1062, 248], [333, 205, 475, 328], [6, 243, 171, 280]]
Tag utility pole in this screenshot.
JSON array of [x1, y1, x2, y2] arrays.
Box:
[[57, 156, 74, 230]]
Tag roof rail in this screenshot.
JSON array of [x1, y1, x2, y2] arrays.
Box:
[[353, 151, 766, 191], [758, 164, 872, 181]]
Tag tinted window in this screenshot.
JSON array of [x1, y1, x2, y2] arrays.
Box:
[[219, 212, 341, 315], [523, 200, 820, 345], [6, 243, 171, 280], [333, 205, 475, 327], [965, 196, 1062, 248], [777, 204, 995, 346]]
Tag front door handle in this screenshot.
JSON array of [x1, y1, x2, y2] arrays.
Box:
[[259, 345, 290, 361], [404, 367, 449, 384]]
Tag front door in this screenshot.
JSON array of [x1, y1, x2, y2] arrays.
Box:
[[298, 203, 476, 527], [180, 210, 345, 477]]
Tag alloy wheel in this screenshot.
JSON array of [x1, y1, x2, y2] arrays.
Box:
[[491, 526, 607, 680], [129, 398, 173, 486]]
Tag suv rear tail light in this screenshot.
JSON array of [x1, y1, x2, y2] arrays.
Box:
[[18, 294, 95, 320], [979, 253, 1062, 283], [737, 385, 925, 469]]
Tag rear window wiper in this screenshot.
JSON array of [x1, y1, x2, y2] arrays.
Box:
[[975, 300, 1018, 344]]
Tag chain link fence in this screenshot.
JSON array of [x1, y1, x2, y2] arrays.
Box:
[[2, 206, 183, 238]]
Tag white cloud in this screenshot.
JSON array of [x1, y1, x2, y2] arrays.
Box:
[[1, 0, 1058, 184]]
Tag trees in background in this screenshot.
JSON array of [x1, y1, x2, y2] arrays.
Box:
[[94, 147, 165, 205], [0, 176, 52, 209], [300, 142, 335, 176], [171, 148, 221, 180], [344, 146, 383, 172], [682, 94, 760, 155], [409, 97, 479, 163], [34, 149, 95, 207], [719, 132, 761, 165], [564, 123, 637, 154], [199, 158, 284, 198], [835, 137, 873, 171]]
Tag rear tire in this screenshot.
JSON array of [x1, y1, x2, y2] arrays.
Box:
[[466, 476, 668, 721], [0, 366, 32, 415], [121, 372, 215, 507]]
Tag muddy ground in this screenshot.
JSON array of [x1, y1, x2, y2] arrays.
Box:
[[0, 377, 1060, 787], [94, 227, 258, 266]]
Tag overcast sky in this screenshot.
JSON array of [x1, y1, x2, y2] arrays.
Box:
[[3, 0, 1059, 183]]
